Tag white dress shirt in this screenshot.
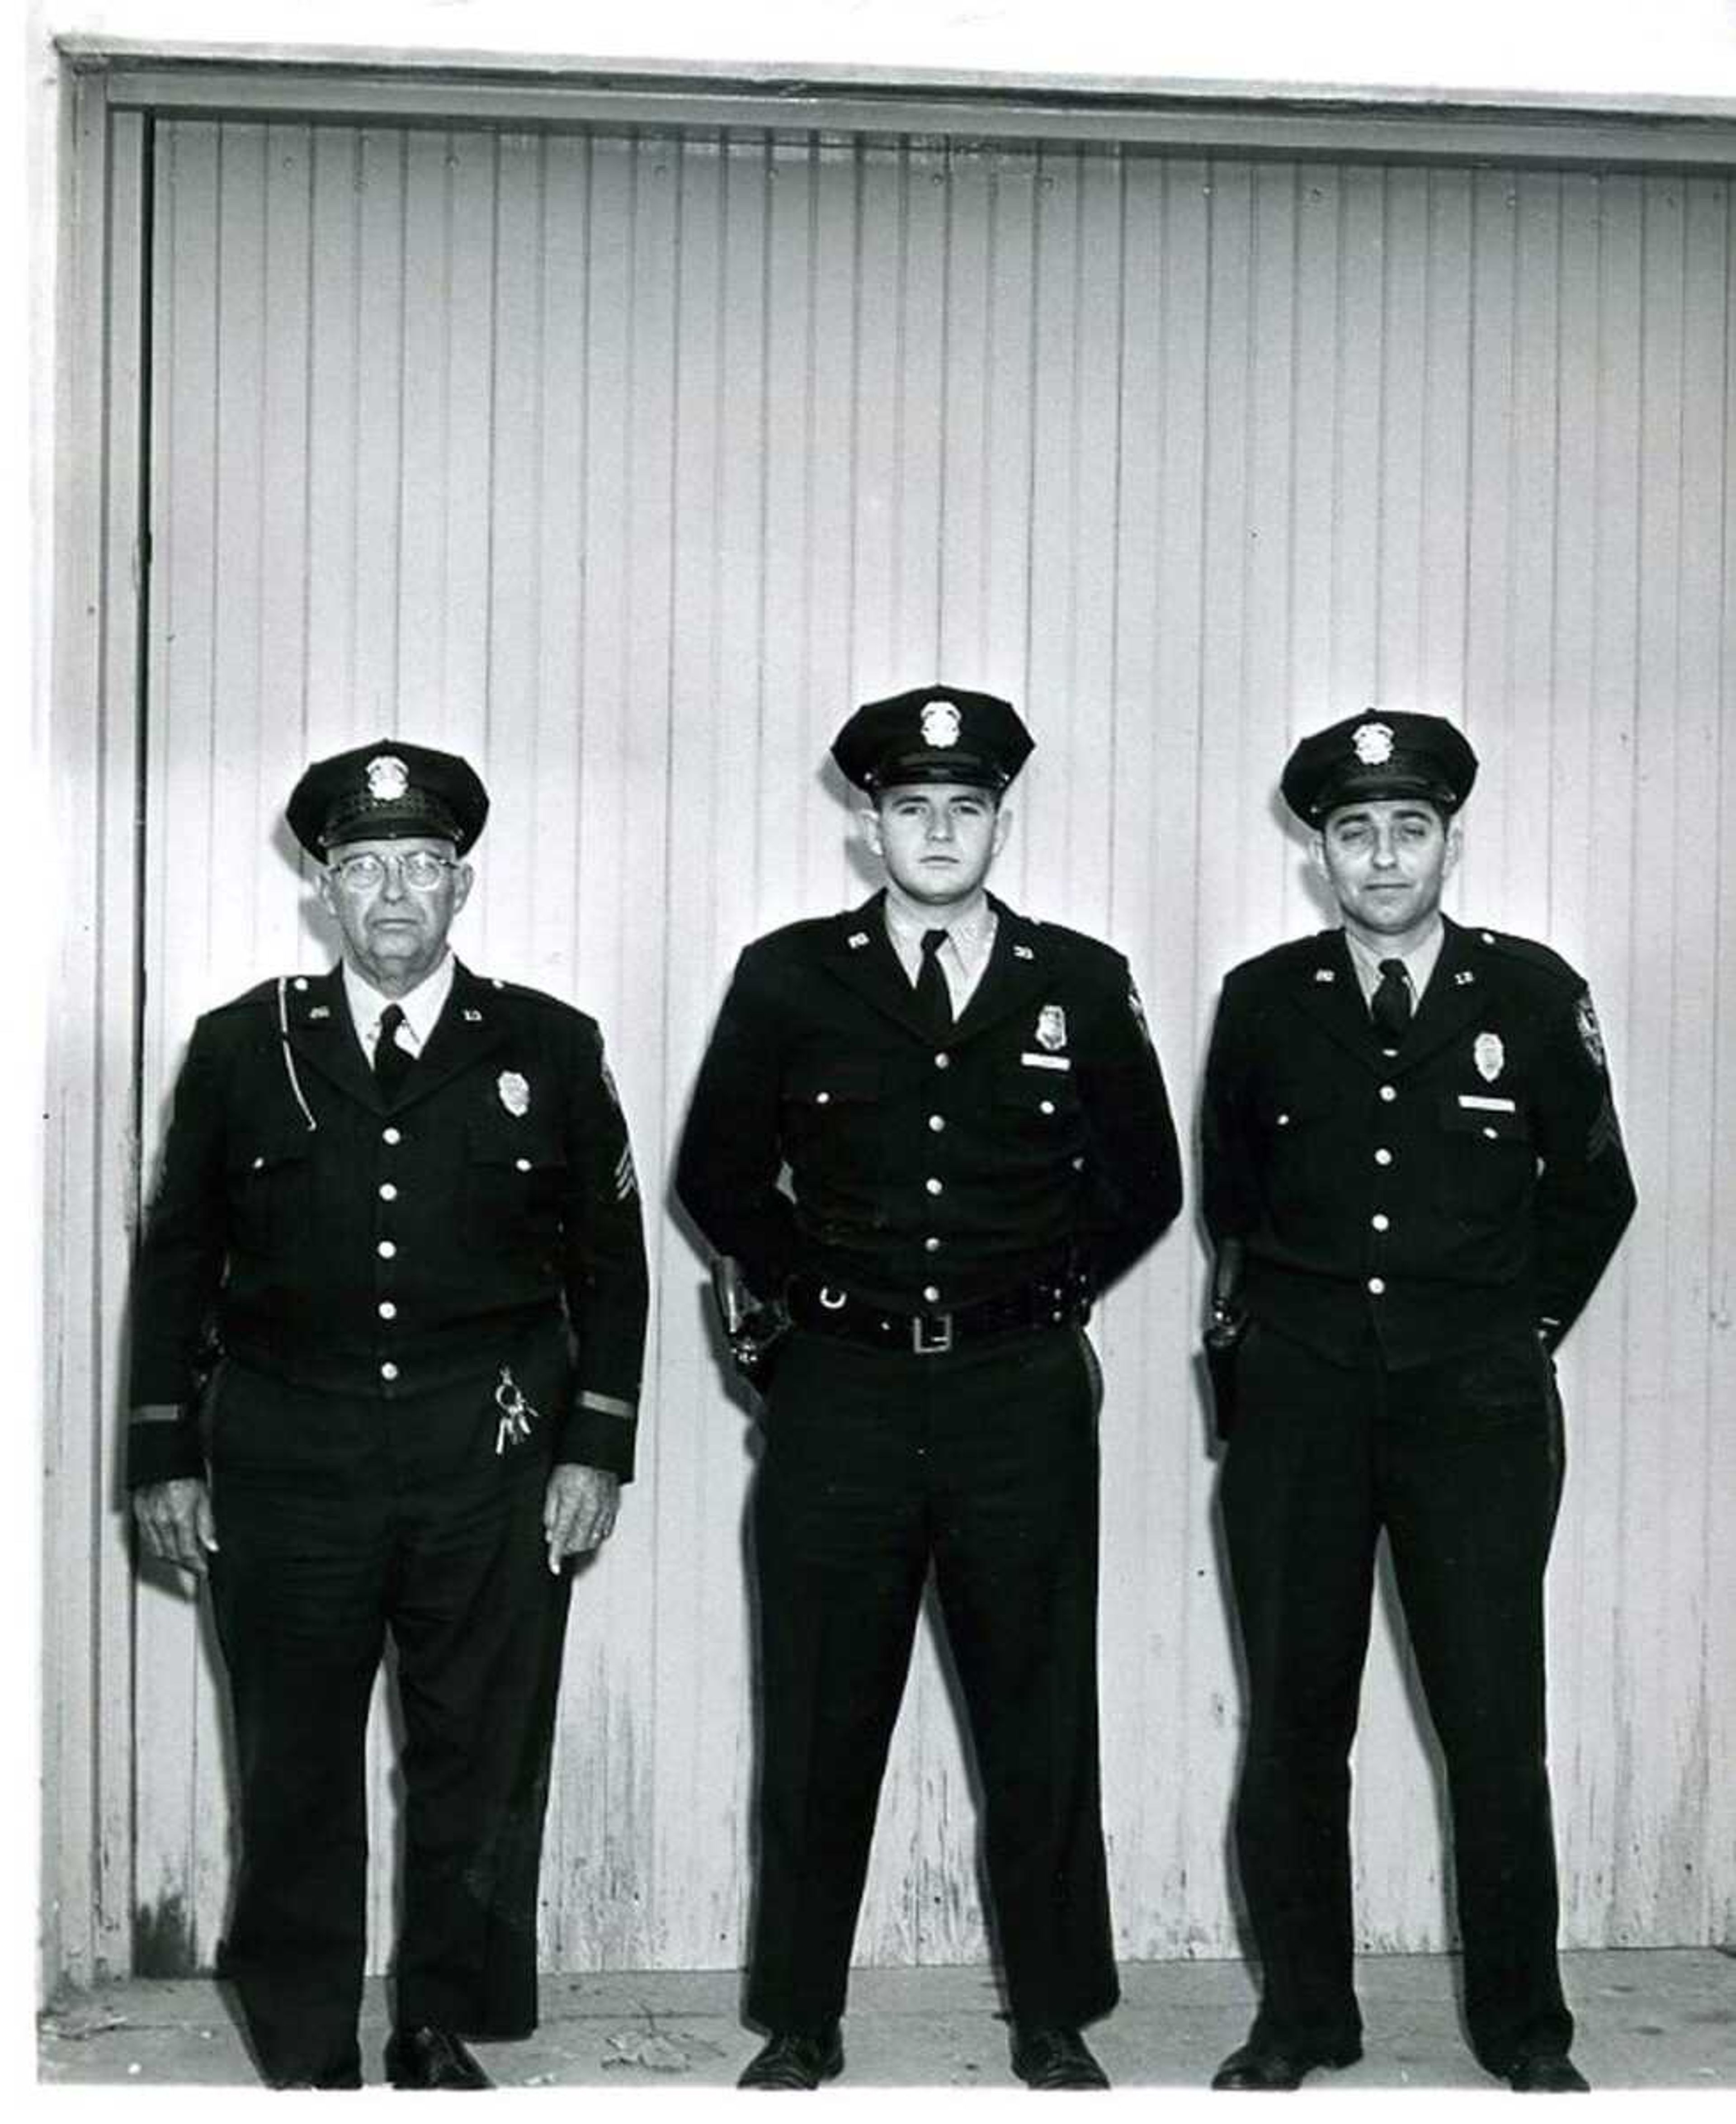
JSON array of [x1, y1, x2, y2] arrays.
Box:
[[342, 951, 456, 1067], [883, 896, 999, 1017], [1343, 919, 1446, 1012]]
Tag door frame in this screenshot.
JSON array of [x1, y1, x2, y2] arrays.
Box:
[[41, 44, 1736, 1995]]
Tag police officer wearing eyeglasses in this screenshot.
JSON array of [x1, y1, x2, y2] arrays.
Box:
[[127, 741, 649, 2089], [677, 687, 1182, 2091], [1201, 712, 1636, 2094]]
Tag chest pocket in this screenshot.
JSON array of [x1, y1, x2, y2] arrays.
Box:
[[1438, 1093, 1536, 1223], [226, 1129, 313, 1257], [995, 1064, 1084, 1145], [1251, 1079, 1340, 1204], [465, 1119, 570, 1250], [780, 1060, 884, 1186]]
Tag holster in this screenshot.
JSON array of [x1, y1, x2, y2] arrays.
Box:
[[1203, 1239, 1248, 1441], [709, 1255, 793, 1396]]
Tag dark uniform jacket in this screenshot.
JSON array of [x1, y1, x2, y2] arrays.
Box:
[[1202, 915, 1637, 1368], [127, 960, 649, 1488], [677, 891, 1182, 1310]]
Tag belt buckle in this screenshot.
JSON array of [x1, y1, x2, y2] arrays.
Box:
[[911, 1310, 953, 1356]]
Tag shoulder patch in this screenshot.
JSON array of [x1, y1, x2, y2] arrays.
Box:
[[1576, 991, 1608, 1071]]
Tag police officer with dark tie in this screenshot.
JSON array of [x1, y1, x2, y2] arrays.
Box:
[[1202, 712, 1636, 2095], [127, 741, 649, 2089], [677, 686, 1182, 2091]]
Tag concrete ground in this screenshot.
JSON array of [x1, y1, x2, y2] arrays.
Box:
[[38, 1949, 1733, 2093]]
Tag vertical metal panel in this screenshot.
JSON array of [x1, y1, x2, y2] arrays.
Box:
[[43, 89, 151, 1992], [111, 116, 1735, 1984]]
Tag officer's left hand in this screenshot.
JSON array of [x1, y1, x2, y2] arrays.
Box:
[[543, 1463, 621, 1570]]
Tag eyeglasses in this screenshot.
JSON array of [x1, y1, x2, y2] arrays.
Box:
[[328, 850, 461, 893]]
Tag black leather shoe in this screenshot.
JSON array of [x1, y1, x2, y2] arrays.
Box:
[[271, 2062, 363, 2090], [1507, 2053, 1590, 2093], [736, 2025, 844, 2090], [384, 2027, 493, 2090], [1210, 2036, 1362, 2091], [1010, 2025, 1110, 2089]]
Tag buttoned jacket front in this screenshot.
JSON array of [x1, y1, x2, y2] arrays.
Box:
[[128, 960, 648, 1485], [677, 891, 1181, 1311], [1202, 915, 1637, 1367]]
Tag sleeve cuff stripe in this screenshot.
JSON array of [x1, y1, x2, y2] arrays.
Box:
[[579, 1390, 637, 1420]]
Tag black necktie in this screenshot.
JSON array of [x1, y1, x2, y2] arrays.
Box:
[[374, 1002, 414, 1094], [1369, 958, 1413, 1045], [916, 928, 953, 1036]]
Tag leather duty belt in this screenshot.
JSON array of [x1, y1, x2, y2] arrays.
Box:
[[786, 1276, 1085, 1357]]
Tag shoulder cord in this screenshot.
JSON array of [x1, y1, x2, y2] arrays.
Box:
[[276, 977, 319, 1132]]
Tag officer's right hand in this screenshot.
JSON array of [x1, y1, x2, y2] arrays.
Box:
[[133, 1478, 218, 1578]]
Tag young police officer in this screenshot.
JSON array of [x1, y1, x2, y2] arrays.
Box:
[[128, 742, 649, 2088], [1202, 711, 1636, 2093], [678, 686, 1181, 2089]]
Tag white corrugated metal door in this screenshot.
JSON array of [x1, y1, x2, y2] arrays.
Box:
[[127, 115, 1735, 1977]]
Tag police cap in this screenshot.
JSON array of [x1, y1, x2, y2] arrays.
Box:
[[287, 739, 489, 858], [832, 685, 1033, 795], [1281, 710, 1478, 824]]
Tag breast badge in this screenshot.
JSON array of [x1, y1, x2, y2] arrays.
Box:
[[1472, 1031, 1505, 1083], [1035, 1004, 1068, 1053], [497, 1070, 531, 1118]]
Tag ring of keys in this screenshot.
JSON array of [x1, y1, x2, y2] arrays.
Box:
[[494, 1366, 540, 1455]]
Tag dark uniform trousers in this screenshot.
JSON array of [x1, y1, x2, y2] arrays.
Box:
[[748, 1324, 1115, 2037], [1221, 1322, 1570, 2075], [207, 1326, 573, 2086]]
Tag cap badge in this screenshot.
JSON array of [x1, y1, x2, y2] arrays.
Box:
[[1351, 720, 1395, 766], [497, 1070, 530, 1118], [1473, 1031, 1505, 1083], [1035, 1003, 1068, 1053], [920, 700, 962, 748], [365, 753, 410, 801]]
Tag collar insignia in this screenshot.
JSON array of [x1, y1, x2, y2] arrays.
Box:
[[1013, 943, 1035, 960], [307, 1004, 330, 1020], [847, 931, 869, 950], [462, 1007, 483, 1022], [1455, 969, 1476, 987], [1314, 966, 1336, 983]]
